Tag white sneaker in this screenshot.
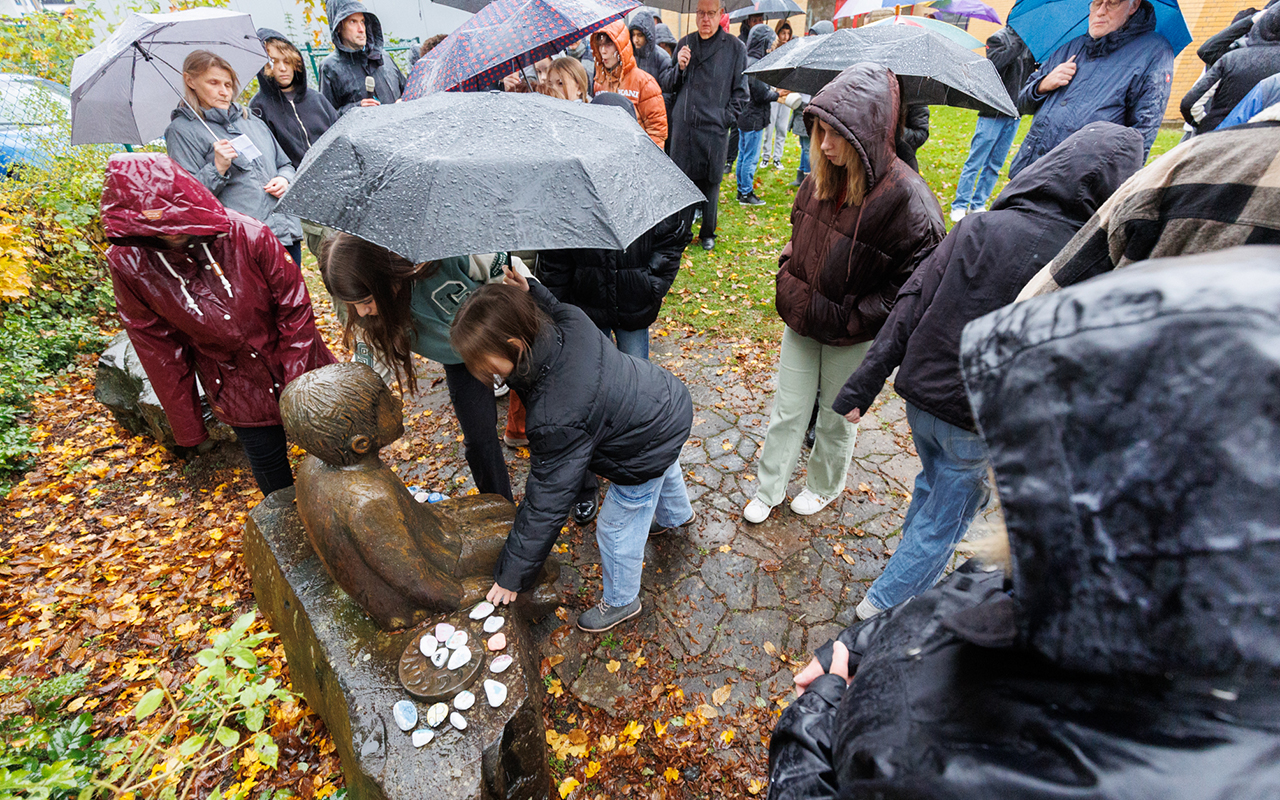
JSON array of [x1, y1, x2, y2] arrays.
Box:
[[855, 596, 883, 620], [949, 207, 967, 223], [790, 488, 835, 516], [743, 497, 774, 524], [968, 207, 987, 215]]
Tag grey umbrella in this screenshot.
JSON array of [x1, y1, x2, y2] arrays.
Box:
[[278, 92, 704, 263], [729, 0, 804, 21], [745, 25, 1017, 116], [69, 8, 267, 145]]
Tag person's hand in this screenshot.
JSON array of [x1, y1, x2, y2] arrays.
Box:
[[503, 265, 530, 292], [777, 89, 790, 99], [677, 45, 691, 70], [844, 408, 861, 425], [487, 582, 518, 605], [212, 138, 237, 175], [794, 641, 852, 697], [502, 72, 523, 92], [263, 176, 289, 198], [1038, 55, 1077, 93], [359, 97, 381, 107]]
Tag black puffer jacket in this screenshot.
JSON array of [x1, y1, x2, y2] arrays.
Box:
[[250, 29, 339, 169], [738, 24, 780, 131], [1182, 4, 1280, 134], [981, 26, 1036, 119], [894, 104, 929, 171], [628, 12, 673, 87], [831, 123, 1144, 430], [318, 0, 406, 116], [1196, 8, 1257, 66], [495, 282, 693, 592], [769, 246, 1280, 800], [538, 212, 689, 332]]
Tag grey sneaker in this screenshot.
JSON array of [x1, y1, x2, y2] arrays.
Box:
[[576, 598, 642, 633], [649, 512, 695, 536]]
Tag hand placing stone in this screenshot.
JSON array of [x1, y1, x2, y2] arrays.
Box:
[[487, 632, 506, 651], [454, 690, 476, 710], [450, 711, 468, 731], [490, 654, 513, 674], [426, 702, 449, 727], [484, 679, 508, 708], [484, 615, 505, 634], [412, 729, 434, 748], [393, 700, 418, 731], [447, 646, 471, 670], [469, 601, 495, 620], [446, 630, 468, 650]]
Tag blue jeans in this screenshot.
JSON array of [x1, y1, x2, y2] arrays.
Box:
[[596, 460, 692, 606], [736, 128, 764, 196], [599, 326, 649, 360], [866, 403, 991, 610], [951, 115, 1019, 212], [798, 135, 811, 175]]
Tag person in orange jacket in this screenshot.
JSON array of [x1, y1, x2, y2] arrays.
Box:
[[591, 21, 668, 147]]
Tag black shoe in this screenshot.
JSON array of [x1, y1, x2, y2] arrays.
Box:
[[724, 161, 735, 175], [738, 191, 766, 206], [650, 512, 695, 536], [790, 173, 804, 188], [577, 598, 642, 633], [700, 237, 715, 251], [803, 423, 816, 450], [572, 497, 599, 525]]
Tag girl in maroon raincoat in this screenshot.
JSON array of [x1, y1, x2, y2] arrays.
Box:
[[102, 153, 335, 494]]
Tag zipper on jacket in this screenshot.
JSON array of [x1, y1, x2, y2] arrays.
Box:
[[288, 97, 313, 151]]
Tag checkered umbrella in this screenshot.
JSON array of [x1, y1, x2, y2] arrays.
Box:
[[404, 0, 640, 97]]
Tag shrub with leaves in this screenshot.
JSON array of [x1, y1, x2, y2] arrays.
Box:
[[0, 7, 101, 84]]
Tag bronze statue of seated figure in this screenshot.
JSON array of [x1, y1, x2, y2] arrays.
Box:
[[280, 362, 556, 631]]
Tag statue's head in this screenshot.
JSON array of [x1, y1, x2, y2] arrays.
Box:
[[281, 362, 404, 466]]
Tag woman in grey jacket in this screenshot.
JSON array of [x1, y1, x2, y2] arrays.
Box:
[[164, 50, 304, 265]]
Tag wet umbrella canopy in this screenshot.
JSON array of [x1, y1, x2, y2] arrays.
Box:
[[728, 0, 805, 21], [746, 25, 1016, 115], [277, 92, 704, 264]]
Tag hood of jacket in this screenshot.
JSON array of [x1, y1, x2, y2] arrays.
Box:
[[804, 63, 900, 193], [746, 22, 776, 59], [992, 121, 1143, 224], [593, 20, 637, 81], [655, 22, 677, 47], [1083, 0, 1157, 57], [255, 27, 309, 99], [809, 20, 834, 35], [960, 245, 1280, 679], [102, 154, 230, 249], [326, 0, 386, 55], [628, 11, 659, 61], [1249, 2, 1280, 43]]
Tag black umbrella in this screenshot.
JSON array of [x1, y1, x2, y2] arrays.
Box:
[[745, 25, 1017, 116], [277, 92, 704, 263], [728, 0, 805, 21]]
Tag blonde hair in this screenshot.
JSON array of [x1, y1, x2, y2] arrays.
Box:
[[541, 56, 591, 101], [810, 120, 868, 207], [182, 50, 247, 117]]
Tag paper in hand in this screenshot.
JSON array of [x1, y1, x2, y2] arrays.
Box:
[[227, 133, 262, 162]]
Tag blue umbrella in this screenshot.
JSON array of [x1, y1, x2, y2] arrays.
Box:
[[1008, 0, 1191, 62]]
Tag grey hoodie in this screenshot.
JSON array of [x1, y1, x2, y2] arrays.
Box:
[[164, 103, 302, 245], [318, 0, 406, 116]]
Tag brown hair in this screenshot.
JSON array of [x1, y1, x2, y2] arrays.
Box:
[[280, 362, 394, 466], [264, 38, 305, 78], [450, 284, 549, 382], [181, 50, 245, 116], [422, 33, 448, 53], [318, 233, 438, 393], [809, 119, 868, 207], [775, 20, 792, 39], [540, 56, 591, 101]]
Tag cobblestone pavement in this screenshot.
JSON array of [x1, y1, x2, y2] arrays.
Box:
[[387, 332, 999, 779]]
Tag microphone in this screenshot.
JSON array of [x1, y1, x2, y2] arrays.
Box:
[[365, 76, 376, 100]]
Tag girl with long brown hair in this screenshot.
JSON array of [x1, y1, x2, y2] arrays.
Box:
[[319, 233, 534, 501]]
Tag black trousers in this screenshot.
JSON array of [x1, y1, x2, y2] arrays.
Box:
[[233, 424, 294, 496], [693, 176, 721, 241], [443, 362, 514, 501], [285, 240, 302, 268], [726, 128, 739, 167]]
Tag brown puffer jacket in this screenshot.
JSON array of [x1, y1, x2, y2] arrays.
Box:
[[775, 64, 944, 346]]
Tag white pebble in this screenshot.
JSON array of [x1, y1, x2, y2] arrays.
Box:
[[483, 615, 505, 633], [454, 690, 476, 711], [490, 654, 513, 674], [448, 646, 471, 671], [419, 634, 438, 658], [484, 679, 508, 708], [426, 702, 449, 728], [412, 729, 434, 747], [435, 622, 456, 641], [431, 648, 448, 668], [469, 601, 495, 620], [450, 711, 467, 730], [446, 630, 468, 650]]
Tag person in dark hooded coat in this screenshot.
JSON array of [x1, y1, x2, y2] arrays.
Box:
[[628, 10, 673, 87], [830, 123, 1145, 620], [735, 23, 780, 206], [318, 0, 406, 116], [1181, 3, 1280, 135], [769, 244, 1280, 800], [250, 29, 338, 170], [661, 0, 749, 251], [1009, 0, 1174, 179]]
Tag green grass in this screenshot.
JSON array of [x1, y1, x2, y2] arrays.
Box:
[[657, 107, 1184, 340]]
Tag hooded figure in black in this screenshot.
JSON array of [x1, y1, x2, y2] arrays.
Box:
[[250, 29, 339, 169], [318, 0, 406, 116], [767, 244, 1280, 800], [628, 11, 673, 87]]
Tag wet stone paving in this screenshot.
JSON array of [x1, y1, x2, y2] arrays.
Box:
[[386, 331, 999, 774]]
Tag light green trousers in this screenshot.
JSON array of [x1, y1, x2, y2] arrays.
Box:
[[753, 325, 871, 508]]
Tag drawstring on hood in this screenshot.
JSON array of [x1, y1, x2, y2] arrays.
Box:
[[202, 242, 235, 299], [156, 251, 203, 316]]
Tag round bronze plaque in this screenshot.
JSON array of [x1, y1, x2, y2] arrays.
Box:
[[398, 615, 487, 702]]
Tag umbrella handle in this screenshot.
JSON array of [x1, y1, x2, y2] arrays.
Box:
[[131, 40, 223, 144]]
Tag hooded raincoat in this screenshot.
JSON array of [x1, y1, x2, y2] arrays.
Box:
[[164, 103, 303, 247], [767, 245, 1280, 800], [627, 12, 673, 87], [739, 24, 780, 132], [661, 27, 749, 182], [1181, 4, 1280, 134], [1009, 0, 1174, 179], [250, 28, 339, 169], [318, 0, 406, 116], [592, 21, 668, 147], [102, 154, 335, 447], [775, 64, 945, 347], [831, 123, 1145, 430]]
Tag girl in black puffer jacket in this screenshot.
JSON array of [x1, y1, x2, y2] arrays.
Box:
[[450, 272, 694, 635]]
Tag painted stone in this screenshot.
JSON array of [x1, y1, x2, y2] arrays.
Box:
[[484, 616, 505, 633], [392, 700, 417, 732], [426, 702, 449, 728], [484, 679, 508, 708], [446, 630, 468, 650], [411, 728, 434, 748], [434, 622, 456, 641], [419, 634, 438, 658], [430, 648, 448, 668], [454, 690, 476, 711], [490, 654, 513, 674], [469, 602, 495, 620], [447, 646, 471, 671], [450, 712, 467, 731], [487, 633, 506, 651]]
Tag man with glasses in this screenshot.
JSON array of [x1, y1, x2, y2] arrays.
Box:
[[1007, 0, 1174, 179], [661, 0, 748, 252]]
